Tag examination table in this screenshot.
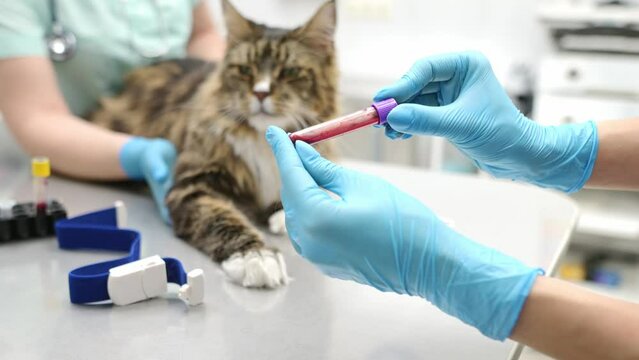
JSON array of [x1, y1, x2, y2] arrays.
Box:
[[0, 132, 577, 360]]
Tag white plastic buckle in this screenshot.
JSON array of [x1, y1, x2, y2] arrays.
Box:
[[107, 255, 167, 306], [178, 269, 205, 306], [114, 200, 127, 228]]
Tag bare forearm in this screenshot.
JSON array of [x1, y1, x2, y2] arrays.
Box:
[[7, 112, 130, 180], [511, 276, 639, 360], [188, 31, 225, 61], [0, 57, 131, 180], [187, 1, 226, 61], [587, 119, 639, 189]]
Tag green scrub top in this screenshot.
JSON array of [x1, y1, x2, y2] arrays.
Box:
[[0, 0, 200, 116]]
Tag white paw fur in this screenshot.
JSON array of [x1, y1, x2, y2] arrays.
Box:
[[221, 249, 290, 288], [268, 210, 287, 235]]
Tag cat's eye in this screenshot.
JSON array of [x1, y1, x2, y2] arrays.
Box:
[[237, 65, 252, 77], [281, 67, 301, 79]]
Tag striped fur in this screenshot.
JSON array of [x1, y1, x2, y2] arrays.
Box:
[[89, 1, 337, 269]]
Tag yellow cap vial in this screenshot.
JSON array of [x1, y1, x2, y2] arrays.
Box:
[[31, 157, 51, 178], [558, 263, 586, 281]]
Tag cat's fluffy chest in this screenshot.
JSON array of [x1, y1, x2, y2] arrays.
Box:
[[226, 132, 281, 208]]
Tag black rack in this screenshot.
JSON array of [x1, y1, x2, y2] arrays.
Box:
[[0, 200, 67, 242]]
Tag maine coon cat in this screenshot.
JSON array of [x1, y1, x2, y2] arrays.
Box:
[[89, 0, 337, 288]]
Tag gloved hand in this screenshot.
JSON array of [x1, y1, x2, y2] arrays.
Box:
[[374, 51, 598, 193], [119, 137, 177, 224], [266, 126, 541, 340]]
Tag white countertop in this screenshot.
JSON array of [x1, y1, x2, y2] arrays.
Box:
[[0, 131, 577, 360]]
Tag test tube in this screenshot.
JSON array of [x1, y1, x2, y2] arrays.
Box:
[[289, 98, 398, 145], [0, 199, 15, 221], [12, 203, 31, 239], [0, 199, 16, 242], [32, 157, 50, 214]]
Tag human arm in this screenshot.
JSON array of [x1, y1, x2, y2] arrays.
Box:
[[586, 119, 639, 190], [267, 126, 639, 359], [512, 276, 639, 360], [377, 51, 639, 190], [187, 1, 225, 61], [0, 57, 129, 180], [374, 51, 598, 193], [0, 57, 176, 221]]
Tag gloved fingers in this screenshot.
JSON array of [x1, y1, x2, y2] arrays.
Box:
[[159, 207, 171, 225], [411, 92, 441, 107], [419, 81, 441, 95], [374, 55, 458, 103], [146, 172, 173, 225], [383, 125, 412, 140], [386, 103, 451, 136], [266, 126, 332, 205], [399, 83, 441, 104], [141, 148, 171, 183], [295, 141, 348, 196], [153, 140, 177, 182], [160, 141, 178, 173]]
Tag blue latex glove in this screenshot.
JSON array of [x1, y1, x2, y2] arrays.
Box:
[[266, 126, 542, 340], [120, 137, 177, 224], [375, 51, 598, 193]]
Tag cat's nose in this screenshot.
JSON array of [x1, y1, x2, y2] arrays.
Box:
[[253, 78, 271, 102], [253, 91, 269, 102]]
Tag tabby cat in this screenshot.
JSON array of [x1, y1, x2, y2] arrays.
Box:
[[89, 0, 337, 288]]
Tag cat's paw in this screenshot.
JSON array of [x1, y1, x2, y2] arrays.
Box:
[[221, 249, 290, 288], [268, 210, 287, 235]]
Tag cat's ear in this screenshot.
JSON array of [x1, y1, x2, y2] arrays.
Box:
[[222, 0, 258, 44], [292, 1, 336, 52]]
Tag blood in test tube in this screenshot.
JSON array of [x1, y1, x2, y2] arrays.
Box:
[[31, 157, 51, 236], [32, 157, 51, 214], [289, 98, 398, 145]]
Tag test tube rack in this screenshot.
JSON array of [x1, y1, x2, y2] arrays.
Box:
[[0, 200, 67, 243]]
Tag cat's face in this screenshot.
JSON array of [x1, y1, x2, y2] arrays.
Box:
[[216, 0, 337, 132]]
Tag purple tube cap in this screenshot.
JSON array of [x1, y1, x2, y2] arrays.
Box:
[[371, 98, 398, 125]]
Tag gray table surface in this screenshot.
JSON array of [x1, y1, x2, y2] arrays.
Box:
[[0, 129, 578, 360]]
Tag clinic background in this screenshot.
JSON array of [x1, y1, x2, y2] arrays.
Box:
[[1, 1, 638, 357]]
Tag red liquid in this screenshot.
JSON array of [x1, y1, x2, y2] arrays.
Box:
[[289, 107, 380, 145], [36, 202, 47, 214]]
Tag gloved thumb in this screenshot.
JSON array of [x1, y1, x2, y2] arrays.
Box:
[[141, 140, 176, 182], [295, 141, 346, 196], [386, 103, 449, 136], [383, 124, 413, 140], [142, 151, 170, 182], [147, 176, 172, 225]]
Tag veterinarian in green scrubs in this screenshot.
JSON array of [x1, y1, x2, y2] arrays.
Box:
[[268, 51, 639, 359], [0, 0, 225, 221]]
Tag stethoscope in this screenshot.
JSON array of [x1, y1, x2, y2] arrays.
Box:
[[46, 0, 170, 63]]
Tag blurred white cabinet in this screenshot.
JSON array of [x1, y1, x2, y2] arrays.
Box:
[[537, 54, 639, 96], [533, 54, 639, 125], [535, 93, 639, 125]]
